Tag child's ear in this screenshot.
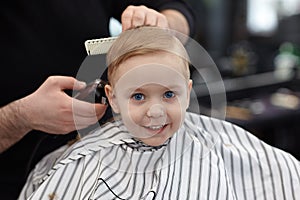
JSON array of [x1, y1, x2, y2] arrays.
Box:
[[105, 84, 120, 113], [186, 79, 193, 109]]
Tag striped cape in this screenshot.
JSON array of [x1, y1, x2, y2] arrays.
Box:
[[18, 112, 300, 200]]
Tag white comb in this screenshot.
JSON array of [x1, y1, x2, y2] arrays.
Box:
[[84, 37, 118, 55]]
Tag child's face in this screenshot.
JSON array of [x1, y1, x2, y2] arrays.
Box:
[[105, 52, 192, 146]]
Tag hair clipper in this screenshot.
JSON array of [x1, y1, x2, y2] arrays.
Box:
[[74, 79, 107, 104]]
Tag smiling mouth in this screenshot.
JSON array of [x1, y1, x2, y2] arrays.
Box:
[[143, 124, 168, 131]]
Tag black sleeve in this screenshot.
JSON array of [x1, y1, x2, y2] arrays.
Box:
[[111, 0, 196, 37]]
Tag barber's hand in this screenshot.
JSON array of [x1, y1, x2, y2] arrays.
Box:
[[121, 5, 169, 31], [21, 76, 107, 134]]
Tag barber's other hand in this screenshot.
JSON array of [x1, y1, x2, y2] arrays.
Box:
[[20, 76, 107, 134], [121, 5, 169, 31]]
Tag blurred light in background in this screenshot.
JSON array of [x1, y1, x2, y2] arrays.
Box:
[[247, 0, 278, 35], [109, 17, 122, 37], [247, 0, 300, 36]]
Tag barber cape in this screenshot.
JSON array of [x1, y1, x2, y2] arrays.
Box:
[[19, 112, 300, 200]]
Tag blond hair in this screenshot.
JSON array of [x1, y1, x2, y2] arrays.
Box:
[[106, 26, 190, 84]]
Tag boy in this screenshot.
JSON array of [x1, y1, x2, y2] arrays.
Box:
[[19, 27, 300, 200]]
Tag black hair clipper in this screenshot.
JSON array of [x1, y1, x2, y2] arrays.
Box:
[[74, 79, 107, 104]]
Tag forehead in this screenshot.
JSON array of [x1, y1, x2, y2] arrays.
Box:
[[112, 51, 187, 85], [112, 55, 188, 95]]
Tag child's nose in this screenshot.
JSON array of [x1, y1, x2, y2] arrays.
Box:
[[146, 104, 165, 118]]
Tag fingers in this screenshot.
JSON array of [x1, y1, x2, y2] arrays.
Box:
[[33, 77, 106, 133], [43, 103, 106, 134], [156, 14, 169, 28], [72, 98, 106, 117], [121, 5, 169, 31], [72, 100, 108, 130], [94, 103, 108, 119], [44, 76, 86, 91], [49, 102, 107, 133], [26, 76, 107, 134]]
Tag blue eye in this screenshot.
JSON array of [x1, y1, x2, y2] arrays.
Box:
[[164, 91, 175, 99], [132, 93, 145, 101]]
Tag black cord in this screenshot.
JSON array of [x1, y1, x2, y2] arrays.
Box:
[[97, 178, 157, 200], [98, 178, 126, 200], [24, 134, 48, 178], [144, 190, 157, 200]]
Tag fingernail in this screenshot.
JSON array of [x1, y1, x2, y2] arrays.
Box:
[[77, 81, 86, 88]]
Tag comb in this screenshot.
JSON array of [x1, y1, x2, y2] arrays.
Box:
[[84, 37, 118, 55]]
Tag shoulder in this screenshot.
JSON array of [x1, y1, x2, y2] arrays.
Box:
[[185, 112, 300, 198], [22, 121, 135, 197], [44, 121, 133, 174], [185, 111, 300, 167]]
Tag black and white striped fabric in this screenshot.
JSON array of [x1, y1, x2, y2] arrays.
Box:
[[18, 112, 300, 200]]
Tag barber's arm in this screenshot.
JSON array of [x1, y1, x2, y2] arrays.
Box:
[[0, 76, 107, 153], [160, 9, 190, 36], [0, 100, 31, 153]]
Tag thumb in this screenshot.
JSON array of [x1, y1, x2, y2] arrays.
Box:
[[54, 76, 86, 91], [73, 79, 87, 91]]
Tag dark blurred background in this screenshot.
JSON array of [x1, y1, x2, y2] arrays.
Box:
[[186, 0, 300, 160]]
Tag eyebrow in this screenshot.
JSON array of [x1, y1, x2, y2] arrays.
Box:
[[126, 84, 185, 93]]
